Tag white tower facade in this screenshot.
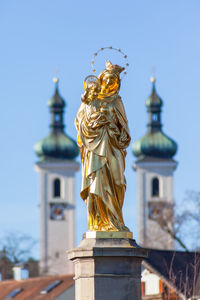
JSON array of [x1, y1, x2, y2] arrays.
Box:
[[133, 79, 178, 249], [133, 159, 177, 249], [35, 160, 79, 275], [34, 79, 79, 275]]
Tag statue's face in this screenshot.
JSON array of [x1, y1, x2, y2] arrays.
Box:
[[100, 72, 120, 97], [87, 82, 101, 101], [104, 74, 115, 86], [88, 82, 100, 92]]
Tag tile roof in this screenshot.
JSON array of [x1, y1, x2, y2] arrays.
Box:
[[0, 274, 74, 300]]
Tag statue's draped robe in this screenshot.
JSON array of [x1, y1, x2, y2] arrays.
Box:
[[75, 95, 131, 231]]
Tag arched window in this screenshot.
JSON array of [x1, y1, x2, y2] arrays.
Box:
[[152, 177, 159, 197], [54, 178, 61, 197], [152, 113, 158, 122], [54, 114, 60, 123]]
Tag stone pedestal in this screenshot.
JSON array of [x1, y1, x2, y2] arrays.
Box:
[[68, 232, 148, 300]]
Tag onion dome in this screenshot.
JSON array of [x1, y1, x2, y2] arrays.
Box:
[[34, 78, 79, 161], [132, 78, 177, 160]]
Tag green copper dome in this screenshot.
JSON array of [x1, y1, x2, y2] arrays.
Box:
[[34, 79, 79, 161], [133, 131, 177, 159], [132, 79, 177, 159], [34, 132, 79, 160]]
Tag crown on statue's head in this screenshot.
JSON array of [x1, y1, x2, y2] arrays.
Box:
[[91, 47, 129, 79], [105, 61, 125, 75]]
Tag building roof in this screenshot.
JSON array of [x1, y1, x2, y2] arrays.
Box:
[[0, 274, 74, 300], [143, 249, 200, 298], [133, 79, 177, 160], [34, 79, 79, 161], [133, 131, 177, 160]]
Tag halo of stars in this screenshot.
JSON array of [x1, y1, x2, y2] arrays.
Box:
[[91, 46, 129, 79]]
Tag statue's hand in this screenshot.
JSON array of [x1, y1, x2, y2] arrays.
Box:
[[118, 128, 131, 148], [86, 110, 110, 129], [81, 90, 90, 103], [119, 128, 127, 141]]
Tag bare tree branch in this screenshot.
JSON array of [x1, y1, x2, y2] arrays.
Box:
[[151, 190, 200, 251], [0, 231, 37, 264]]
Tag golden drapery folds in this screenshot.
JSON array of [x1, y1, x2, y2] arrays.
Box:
[[75, 62, 131, 231]]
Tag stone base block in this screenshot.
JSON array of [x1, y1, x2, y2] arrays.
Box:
[[84, 231, 133, 239], [68, 237, 148, 300]]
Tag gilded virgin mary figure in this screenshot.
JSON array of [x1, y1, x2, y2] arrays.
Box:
[[75, 61, 131, 231]]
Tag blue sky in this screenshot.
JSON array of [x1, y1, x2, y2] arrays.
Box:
[[0, 0, 200, 258]]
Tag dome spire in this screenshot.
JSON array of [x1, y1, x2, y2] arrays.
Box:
[[132, 78, 177, 160], [146, 77, 163, 133], [48, 77, 66, 133], [53, 76, 59, 93], [150, 76, 156, 94], [34, 79, 79, 161], [53, 76, 59, 84]]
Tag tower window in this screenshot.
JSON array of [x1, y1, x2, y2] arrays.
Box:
[[54, 114, 60, 122], [152, 113, 158, 122], [152, 177, 159, 197], [54, 178, 61, 197]]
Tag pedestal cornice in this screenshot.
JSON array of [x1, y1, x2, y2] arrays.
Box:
[[68, 237, 148, 260]]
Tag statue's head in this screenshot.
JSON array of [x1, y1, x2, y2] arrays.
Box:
[[87, 81, 101, 101], [105, 61, 125, 75], [83, 53, 128, 101], [98, 61, 124, 98]]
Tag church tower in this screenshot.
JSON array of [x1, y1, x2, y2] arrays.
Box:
[[132, 78, 178, 249], [34, 78, 79, 275]]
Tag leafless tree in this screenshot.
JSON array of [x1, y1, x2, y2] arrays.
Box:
[[151, 191, 200, 252], [0, 231, 37, 264], [163, 252, 200, 300]]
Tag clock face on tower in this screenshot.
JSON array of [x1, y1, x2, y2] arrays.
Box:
[[50, 203, 65, 220]]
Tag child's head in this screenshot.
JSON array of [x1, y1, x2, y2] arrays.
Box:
[[87, 81, 101, 101]]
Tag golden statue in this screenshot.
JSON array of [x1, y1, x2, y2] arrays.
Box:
[[75, 50, 131, 232]]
